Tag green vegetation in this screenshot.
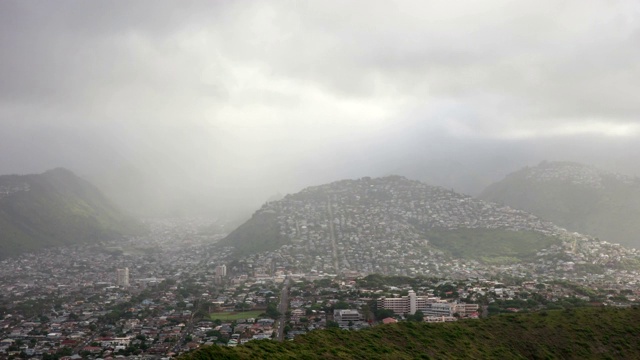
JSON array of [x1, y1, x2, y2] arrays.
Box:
[[210, 310, 264, 321], [218, 210, 288, 257], [480, 161, 640, 248], [182, 307, 640, 359], [0, 168, 144, 258], [424, 228, 559, 262]]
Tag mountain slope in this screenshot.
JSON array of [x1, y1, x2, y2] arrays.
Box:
[[0, 168, 143, 257], [181, 307, 640, 359], [219, 176, 574, 266], [479, 161, 640, 248]]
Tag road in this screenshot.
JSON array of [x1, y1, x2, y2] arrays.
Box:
[[173, 301, 197, 353], [276, 277, 290, 341], [326, 198, 340, 272]]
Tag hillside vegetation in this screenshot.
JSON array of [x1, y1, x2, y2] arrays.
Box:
[[424, 228, 559, 263], [218, 210, 287, 256], [181, 307, 640, 359], [0, 168, 144, 258], [480, 161, 640, 248]]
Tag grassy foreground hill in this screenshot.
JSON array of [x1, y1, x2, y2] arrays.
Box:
[[0, 168, 143, 258], [480, 161, 640, 248], [181, 307, 640, 359]]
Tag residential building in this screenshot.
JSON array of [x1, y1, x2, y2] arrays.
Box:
[[116, 268, 129, 287]]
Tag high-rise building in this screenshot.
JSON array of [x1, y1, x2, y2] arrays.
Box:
[[117, 267, 130, 287], [215, 264, 227, 277]]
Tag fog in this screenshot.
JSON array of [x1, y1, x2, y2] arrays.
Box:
[[1, 0, 639, 217]]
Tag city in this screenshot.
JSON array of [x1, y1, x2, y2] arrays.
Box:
[[2, 214, 640, 358]]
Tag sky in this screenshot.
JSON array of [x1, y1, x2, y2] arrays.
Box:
[[1, 0, 639, 216]]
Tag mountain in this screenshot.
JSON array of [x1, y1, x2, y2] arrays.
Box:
[[0, 168, 144, 258], [218, 176, 588, 271], [479, 161, 640, 248], [180, 307, 640, 359]]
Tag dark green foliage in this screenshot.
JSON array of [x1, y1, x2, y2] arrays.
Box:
[[265, 303, 281, 318], [0, 168, 144, 258], [180, 307, 640, 359]]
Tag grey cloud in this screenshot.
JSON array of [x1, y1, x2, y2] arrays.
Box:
[[1, 0, 639, 216]]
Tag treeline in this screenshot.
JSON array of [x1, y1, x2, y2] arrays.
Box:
[[180, 306, 640, 359]]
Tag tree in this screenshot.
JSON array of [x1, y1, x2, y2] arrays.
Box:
[[266, 303, 281, 318], [333, 301, 349, 310], [405, 310, 424, 322], [235, 303, 251, 311], [374, 308, 395, 320], [326, 320, 340, 328]]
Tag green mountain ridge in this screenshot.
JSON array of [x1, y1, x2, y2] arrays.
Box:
[[180, 307, 640, 359], [479, 161, 640, 248], [0, 168, 144, 258]]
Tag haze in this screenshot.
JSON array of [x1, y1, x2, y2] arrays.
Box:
[[1, 0, 639, 217]]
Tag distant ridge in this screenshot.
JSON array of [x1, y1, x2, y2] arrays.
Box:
[[479, 161, 640, 248], [0, 168, 144, 258]]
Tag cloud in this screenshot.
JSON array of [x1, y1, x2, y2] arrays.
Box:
[[1, 0, 639, 214]]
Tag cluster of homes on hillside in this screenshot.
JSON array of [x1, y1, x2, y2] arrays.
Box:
[[0, 182, 30, 200], [252, 176, 587, 275], [525, 161, 637, 188], [231, 176, 640, 283]]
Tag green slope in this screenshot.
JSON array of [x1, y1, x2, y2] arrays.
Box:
[[424, 228, 559, 263], [218, 210, 288, 257], [181, 307, 640, 359], [480, 161, 640, 248], [0, 168, 144, 258]]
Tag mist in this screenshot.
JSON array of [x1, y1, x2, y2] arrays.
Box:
[[1, 0, 639, 217]]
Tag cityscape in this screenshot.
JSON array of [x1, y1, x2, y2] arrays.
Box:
[[2, 205, 640, 358]]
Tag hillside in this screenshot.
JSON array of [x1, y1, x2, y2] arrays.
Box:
[[0, 168, 144, 258], [218, 176, 603, 275], [479, 161, 640, 248], [181, 307, 640, 359]]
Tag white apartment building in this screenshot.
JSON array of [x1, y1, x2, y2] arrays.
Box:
[[216, 264, 227, 277], [116, 267, 129, 287]]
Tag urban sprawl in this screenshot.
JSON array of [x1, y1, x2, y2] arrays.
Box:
[[3, 177, 640, 358]]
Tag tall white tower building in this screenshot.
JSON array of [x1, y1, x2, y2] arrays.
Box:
[[215, 264, 227, 277], [117, 267, 130, 287], [409, 290, 417, 315]]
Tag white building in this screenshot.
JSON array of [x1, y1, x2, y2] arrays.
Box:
[[333, 309, 364, 328], [424, 302, 453, 317], [377, 290, 478, 318], [377, 290, 436, 315], [216, 264, 227, 277], [116, 268, 129, 287]]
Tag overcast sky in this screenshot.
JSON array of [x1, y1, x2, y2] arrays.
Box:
[[1, 0, 639, 215]]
